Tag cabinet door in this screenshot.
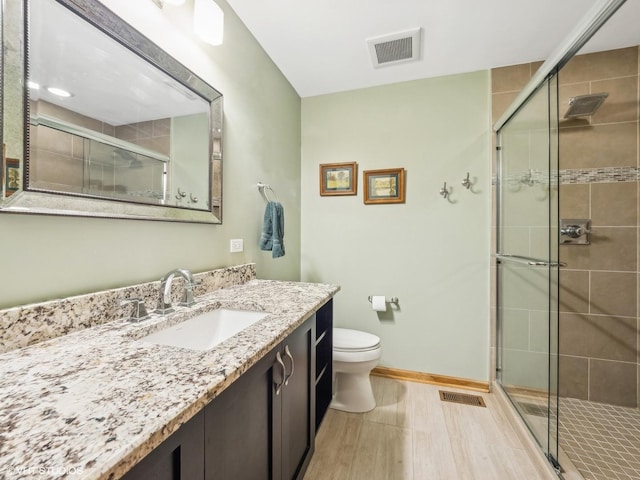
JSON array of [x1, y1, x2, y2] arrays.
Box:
[[204, 346, 282, 480], [281, 316, 315, 480], [121, 410, 205, 480]]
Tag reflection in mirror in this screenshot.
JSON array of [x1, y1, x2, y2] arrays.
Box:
[[1, 0, 223, 223]]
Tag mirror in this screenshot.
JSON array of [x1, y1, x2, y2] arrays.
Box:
[[1, 0, 223, 223]]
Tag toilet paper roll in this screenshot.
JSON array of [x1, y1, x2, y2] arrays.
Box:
[[371, 296, 387, 312]]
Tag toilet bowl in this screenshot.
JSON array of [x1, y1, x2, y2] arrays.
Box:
[[330, 328, 382, 413]]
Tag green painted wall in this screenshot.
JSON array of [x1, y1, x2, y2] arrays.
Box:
[[300, 72, 492, 381], [0, 0, 301, 308], [171, 113, 210, 209]]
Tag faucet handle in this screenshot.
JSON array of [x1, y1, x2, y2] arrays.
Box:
[[179, 280, 199, 307], [121, 298, 150, 322]]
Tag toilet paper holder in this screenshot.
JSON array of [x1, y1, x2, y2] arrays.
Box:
[[367, 296, 399, 304]]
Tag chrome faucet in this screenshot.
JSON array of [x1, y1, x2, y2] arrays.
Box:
[[155, 268, 197, 315]]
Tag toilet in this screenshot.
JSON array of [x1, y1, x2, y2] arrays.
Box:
[[331, 328, 382, 413]]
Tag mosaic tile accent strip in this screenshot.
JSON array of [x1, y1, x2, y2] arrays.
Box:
[[559, 397, 640, 480], [492, 166, 640, 186], [0, 263, 256, 354], [559, 166, 640, 184]]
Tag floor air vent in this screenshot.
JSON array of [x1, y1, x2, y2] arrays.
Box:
[[439, 390, 486, 407], [367, 28, 421, 68], [519, 402, 549, 417]]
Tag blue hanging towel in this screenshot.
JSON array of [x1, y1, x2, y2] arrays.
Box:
[[271, 202, 285, 258], [259, 201, 285, 258], [259, 202, 274, 251]]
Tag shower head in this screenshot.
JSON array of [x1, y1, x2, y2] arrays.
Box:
[[128, 157, 144, 169], [114, 148, 143, 169], [564, 92, 609, 118]]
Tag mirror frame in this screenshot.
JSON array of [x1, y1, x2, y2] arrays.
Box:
[[1, 0, 224, 223]]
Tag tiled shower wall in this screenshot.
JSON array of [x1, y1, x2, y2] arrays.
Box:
[[557, 46, 639, 408], [30, 101, 169, 195], [30, 100, 116, 190], [491, 46, 640, 408]]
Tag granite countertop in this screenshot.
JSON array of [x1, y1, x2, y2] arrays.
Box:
[[0, 279, 339, 480]]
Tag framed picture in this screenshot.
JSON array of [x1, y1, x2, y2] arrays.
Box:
[[4, 157, 20, 197], [363, 168, 405, 204], [319, 162, 357, 196]]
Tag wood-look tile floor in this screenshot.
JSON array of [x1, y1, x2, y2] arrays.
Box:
[[304, 375, 544, 480]]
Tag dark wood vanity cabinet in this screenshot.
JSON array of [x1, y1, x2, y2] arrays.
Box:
[[205, 314, 315, 480], [277, 315, 315, 480], [121, 410, 205, 480], [203, 345, 278, 479], [122, 304, 333, 480]]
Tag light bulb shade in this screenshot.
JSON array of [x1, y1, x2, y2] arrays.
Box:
[[47, 86, 72, 97], [194, 0, 224, 46]]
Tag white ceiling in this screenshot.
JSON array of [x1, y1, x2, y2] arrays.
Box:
[[225, 0, 640, 98]]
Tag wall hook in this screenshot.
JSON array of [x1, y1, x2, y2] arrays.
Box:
[[521, 169, 535, 187], [462, 172, 472, 189], [176, 187, 187, 200], [440, 182, 449, 199]]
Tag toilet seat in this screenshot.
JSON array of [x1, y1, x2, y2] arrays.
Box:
[[334, 328, 380, 352]]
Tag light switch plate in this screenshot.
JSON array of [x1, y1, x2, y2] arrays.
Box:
[[230, 239, 244, 253]]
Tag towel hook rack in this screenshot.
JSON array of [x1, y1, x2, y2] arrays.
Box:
[[257, 182, 279, 203]]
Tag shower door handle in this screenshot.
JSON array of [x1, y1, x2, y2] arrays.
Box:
[[527, 260, 566, 267], [495, 254, 566, 268]]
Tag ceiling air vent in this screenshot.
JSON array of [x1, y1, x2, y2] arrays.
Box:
[[367, 28, 421, 68]]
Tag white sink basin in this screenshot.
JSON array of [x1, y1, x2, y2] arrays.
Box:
[[140, 308, 269, 351]]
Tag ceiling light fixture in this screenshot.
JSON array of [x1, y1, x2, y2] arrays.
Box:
[[151, 0, 224, 46], [194, 0, 224, 46], [46, 87, 73, 98], [27, 81, 40, 90]]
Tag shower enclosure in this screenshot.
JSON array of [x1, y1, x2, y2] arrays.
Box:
[[496, 74, 561, 469], [494, 0, 634, 478]]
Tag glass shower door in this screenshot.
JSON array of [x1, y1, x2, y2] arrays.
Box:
[[496, 74, 560, 467]]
